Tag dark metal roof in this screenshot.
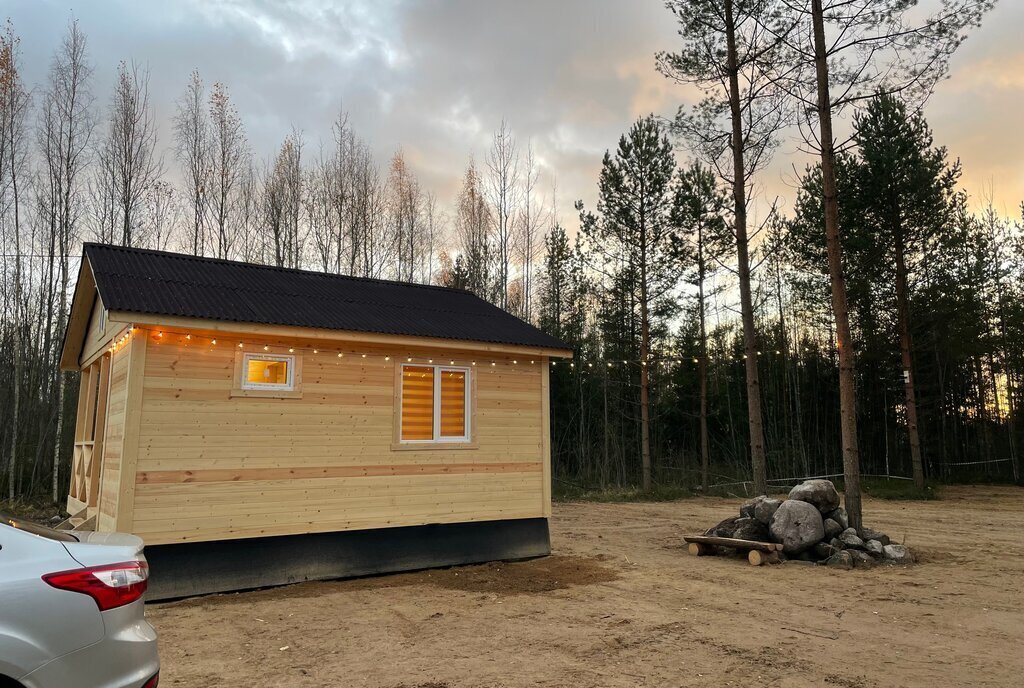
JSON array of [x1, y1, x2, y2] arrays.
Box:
[[83, 243, 571, 352]]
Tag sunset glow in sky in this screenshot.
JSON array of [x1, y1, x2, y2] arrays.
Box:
[[8, 0, 1024, 226]]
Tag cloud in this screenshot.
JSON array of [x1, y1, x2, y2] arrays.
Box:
[[5, 0, 1022, 233]]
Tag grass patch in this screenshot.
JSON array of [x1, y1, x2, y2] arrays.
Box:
[[552, 481, 693, 503], [0, 497, 65, 523], [848, 477, 941, 501]]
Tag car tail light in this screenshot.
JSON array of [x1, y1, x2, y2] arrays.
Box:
[[142, 671, 160, 688], [43, 560, 149, 611]]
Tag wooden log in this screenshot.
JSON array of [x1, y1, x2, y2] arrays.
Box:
[[687, 542, 709, 556], [748, 549, 781, 566], [683, 535, 781, 552]]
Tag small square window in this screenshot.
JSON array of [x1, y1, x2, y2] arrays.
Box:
[[241, 353, 296, 391]]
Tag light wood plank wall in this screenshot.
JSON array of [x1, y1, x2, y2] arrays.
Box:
[[127, 326, 548, 544], [96, 341, 130, 531]]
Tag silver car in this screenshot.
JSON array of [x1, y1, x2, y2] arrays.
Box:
[[0, 514, 159, 688]]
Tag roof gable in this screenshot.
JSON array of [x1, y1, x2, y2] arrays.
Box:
[[80, 243, 571, 352]]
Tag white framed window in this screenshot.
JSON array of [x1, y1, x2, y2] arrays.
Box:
[[240, 353, 296, 391], [399, 364, 471, 443]]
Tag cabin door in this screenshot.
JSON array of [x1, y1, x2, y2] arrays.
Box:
[[67, 353, 112, 521]]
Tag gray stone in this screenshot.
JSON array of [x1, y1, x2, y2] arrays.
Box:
[[849, 550, 877, 569], [865, 539, 884, 557], [813, 542, 838, 560], [826, 550, 854, 570], [788, 479, 841, 513], [769, 499, 825, 554], [732, 516, 770, 542], [839, 528, 865, 550], [823, 518, 844, 540], [829, 537, 844, 550], [753, 498, 783, 525], [826, 507, 849, 530], [883, 544, 915, 565], [705, 516, 739, 538], [739, 497, 764, 519], [861, 528, 891, 547]]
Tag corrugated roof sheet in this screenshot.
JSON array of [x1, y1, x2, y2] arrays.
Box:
[[84, 243, 572, 351]]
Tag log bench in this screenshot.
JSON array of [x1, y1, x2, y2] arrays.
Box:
[[683, 535, 783, 566]]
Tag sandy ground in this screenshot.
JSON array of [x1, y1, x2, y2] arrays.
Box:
[[149, 485, 1024, 687]]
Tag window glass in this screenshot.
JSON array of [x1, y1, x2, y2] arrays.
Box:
[[400, 365, 469, 442], [401, 366, 435, 441], [440, 370, 467, 438], [242, 354, 294, 389]]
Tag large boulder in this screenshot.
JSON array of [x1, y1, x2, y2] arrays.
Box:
[[754, 498, 783, 525], [883, 544, 915, 565], [739, 497, 763, 519], [826, 507, 849, 530], [788, 480, 841, 513], [839, 528, 865, 550], [770, 499, 825, 554], [823, 518, 844, 540], [705, 516, 740, 538], [732, 517, 770, 542]]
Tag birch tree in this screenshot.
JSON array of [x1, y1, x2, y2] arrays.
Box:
[[0, 21, 31, 499], [207, 82, 248, 259], [485, 120, 520, 311], [37, 19, 95, 501], [172, 70, 209, 255], [97, 60, 162, 247]]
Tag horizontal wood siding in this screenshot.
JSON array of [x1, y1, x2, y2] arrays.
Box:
[[132, 329, 546, 544]]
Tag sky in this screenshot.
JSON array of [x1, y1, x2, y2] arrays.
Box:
[[6, 0, 1024, 231]]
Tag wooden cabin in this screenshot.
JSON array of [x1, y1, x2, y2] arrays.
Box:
[[59, 244, 572, 599]]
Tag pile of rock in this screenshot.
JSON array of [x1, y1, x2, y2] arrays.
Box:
[[704, 479, 914, 569]]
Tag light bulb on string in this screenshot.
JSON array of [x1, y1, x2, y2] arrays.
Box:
[[211, 339, 217, 345]]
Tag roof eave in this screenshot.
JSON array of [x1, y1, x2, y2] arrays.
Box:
[[106, 311, 575, 358]]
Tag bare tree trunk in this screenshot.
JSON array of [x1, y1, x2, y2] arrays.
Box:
[[697, 224, 710, 492], [811, 0, 862, 532], [894, 237, 925, 488], [725, 0, 767, 495]]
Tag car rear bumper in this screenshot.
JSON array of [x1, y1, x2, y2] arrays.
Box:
[[19, 605, 158, 688]]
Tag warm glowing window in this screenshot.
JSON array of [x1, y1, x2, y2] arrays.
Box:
[[241, 353, 295, 391], [400, 364, 470, 442]]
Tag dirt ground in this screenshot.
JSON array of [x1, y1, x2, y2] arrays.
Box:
[[149, 485, 1024, 687]]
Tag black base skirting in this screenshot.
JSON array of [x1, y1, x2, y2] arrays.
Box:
[[144, 517, 550, 601]]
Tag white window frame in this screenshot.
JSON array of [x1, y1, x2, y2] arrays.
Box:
[[400, 363, 471, 444], [240, 353, 297, 392]]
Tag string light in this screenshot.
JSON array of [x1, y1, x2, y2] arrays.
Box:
[[114, 330, 745, 374]]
